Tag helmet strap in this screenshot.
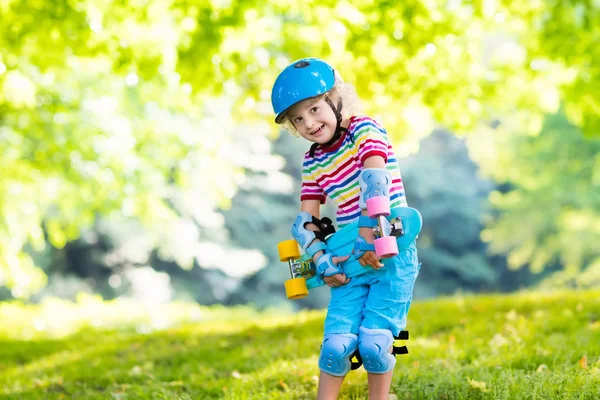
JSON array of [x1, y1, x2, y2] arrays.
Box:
[[309, 97, 348, 157]]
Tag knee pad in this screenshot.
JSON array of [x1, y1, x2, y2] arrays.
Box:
[[318, 333, 358, 377], [357, 326, 396, 374], [358, 168, 392, 210]]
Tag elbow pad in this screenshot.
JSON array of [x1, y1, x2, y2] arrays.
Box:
[[358, 168, 392, 210], [292, 212, 337, 258], [291, 211, 330, 260], [291, 212, 317, 252]]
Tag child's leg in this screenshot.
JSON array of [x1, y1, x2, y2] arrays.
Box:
[[317, 279, 369, 398], [367, 371, 394, 400], [358, 242, 420, 396], [317, 371, 346, 400], [362, 241, 419, 337], [358, 326, 396, 399]]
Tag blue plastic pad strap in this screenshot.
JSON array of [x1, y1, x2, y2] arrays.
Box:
[[357, 326, 396, 374], [318, 333, 358, 377], [316, 253, 343, 277], [306, 241, 327, 258], [291, 211, 318, 252], [353, 235, 375, 259], [358, 215, 377, 228], [358, 168, 392, 210]]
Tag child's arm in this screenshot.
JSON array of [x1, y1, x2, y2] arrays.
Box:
[[301, 199, 322, 220], [362, 155, 386, 169], [356, 155, 386, 269], [300, 199, 325, 259]]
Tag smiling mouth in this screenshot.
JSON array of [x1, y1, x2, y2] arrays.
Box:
[[310, 125, 325, 135]]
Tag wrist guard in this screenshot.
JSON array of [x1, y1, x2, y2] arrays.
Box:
[[353, 235, 375, 259], [316, 253, 343, 277]]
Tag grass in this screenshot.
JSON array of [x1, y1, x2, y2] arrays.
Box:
[[1, 290, 599, 399]]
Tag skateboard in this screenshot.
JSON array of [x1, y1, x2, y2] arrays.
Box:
[[277, 205, 423, 300]]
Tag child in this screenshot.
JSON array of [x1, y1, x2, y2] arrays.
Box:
[[271, 58, 420, 400]]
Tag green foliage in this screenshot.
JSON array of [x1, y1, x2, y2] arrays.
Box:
[[1, 290, 600, 399], [1, 0, 599, 296], [224, 128, 527, 306], [469, 113, 600, 282], [28, 129, 532, 306], [401, 130, 504, 296], [222, 132, 336, 309], [526, 0, 600, 137], [0, 0, 239, 296]]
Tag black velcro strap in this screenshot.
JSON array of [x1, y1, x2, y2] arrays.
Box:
[[314, 217, 336, 241], [396, 330, 409, 340], [350, 350, 362, 370], [392, 330, 409, 356]]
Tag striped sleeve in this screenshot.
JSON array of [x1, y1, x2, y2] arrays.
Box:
[[300, 154, 326, 204], [353, 117, 390, 165]]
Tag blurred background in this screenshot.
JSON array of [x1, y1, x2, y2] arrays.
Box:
[[1, 0, 599, 313]]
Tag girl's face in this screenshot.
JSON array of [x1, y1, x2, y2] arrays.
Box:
[[287, 97, 339, 145]]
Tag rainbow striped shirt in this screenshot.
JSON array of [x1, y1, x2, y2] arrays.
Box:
[[301, 116, 408, 228]]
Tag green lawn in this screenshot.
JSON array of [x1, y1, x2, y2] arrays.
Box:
[[1, 290, 599, 399]]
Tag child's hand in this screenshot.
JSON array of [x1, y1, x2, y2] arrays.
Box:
[[358, 251, 384, 270], [357, 226, 384, 270], [322, 255, 350, 287], [323, 273, 350, 287]]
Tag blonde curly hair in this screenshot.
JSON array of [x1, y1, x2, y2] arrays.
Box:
[[281, 73, 363, 136]]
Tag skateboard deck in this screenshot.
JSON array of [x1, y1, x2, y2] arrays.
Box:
[[289, 206, 422, 290]]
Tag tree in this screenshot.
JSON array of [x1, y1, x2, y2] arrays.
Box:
[[221, 130, 342, 309], [401, 129, 516, 297], [468, 112, 600, 282], [0, 0, 241, 296], [1, 0, 598, 296]]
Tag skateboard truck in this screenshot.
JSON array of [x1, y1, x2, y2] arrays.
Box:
[[372, 216, 404, 238], [389, 218, 405, 237], [287, 259, 315, 280], [278, 240, 310, 299]]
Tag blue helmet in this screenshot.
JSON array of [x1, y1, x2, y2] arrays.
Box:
[[271, 58, 336, 124]]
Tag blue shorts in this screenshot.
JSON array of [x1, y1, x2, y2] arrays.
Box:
[[323, 241, 420, 338]]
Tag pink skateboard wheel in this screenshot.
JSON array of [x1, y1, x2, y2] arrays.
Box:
[[374, 236, 398, 259], [366, 196, 390, 218]]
